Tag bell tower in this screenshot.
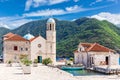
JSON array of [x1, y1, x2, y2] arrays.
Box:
[[46, 18, 56, 64]]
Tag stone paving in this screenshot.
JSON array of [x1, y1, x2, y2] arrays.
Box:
[[0, 63, 120, 80]]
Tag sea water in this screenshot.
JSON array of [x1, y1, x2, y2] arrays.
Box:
[[62, 69, 106, 76]]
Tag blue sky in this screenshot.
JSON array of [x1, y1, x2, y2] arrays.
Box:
[[0, 0, 120, 29]]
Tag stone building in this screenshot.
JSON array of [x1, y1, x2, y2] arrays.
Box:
[[3, 18, 56, 64], [74, 43, 119, 68]]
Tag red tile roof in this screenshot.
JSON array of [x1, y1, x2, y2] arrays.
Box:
[[87, 43, 114, 52], [80, 43, 92, 51], [74, 42, 114, 53], [4, 32, 15, 39], [4, 32, 28, 41]]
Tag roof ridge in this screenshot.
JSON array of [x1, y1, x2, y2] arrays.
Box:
[[87, 43, 96, 51], [87, 43, 114, 52], [95, 43, 114, 52], [29, 36, 39, 42]]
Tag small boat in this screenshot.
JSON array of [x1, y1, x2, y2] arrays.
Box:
[[61, 66, 84, 70]]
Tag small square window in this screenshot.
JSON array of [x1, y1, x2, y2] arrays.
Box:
[[14, 46, 18, 51]]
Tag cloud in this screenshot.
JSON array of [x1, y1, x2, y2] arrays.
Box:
[[0, 16, 32, 29], [23, 9, 65, 17], [23, 5, 88, 17], [25, 0, 33, 11], [49, 0, 68, 5], [65, 5, 86, 13], [0, 22, 9, 29], [23, 5, 108, 17], [66, 5, 79, 12], [0, 4, 107, 29], [90, 12, 120, 25], [25, 0, 69, 11], [90, 0, 103, 6], [24, 5, 79, 17]]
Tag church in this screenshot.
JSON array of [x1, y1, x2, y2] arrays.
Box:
[[3, 18, 56, 64]]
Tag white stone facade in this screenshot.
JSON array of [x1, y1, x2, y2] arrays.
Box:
[[74, 43, 119, 68], [3, 18, 56, 64]]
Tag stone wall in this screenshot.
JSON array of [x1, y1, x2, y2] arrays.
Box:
[[74, 51, 119, 67], [3, 41, 30, 63]]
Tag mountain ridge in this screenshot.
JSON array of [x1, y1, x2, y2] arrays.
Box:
[[0, 17, 120, 57]]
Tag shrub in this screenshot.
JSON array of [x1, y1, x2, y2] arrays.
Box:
[[33, 59, 38, 64], [19, 54, 32, 66], [42, 58, 52, 65], [21, 58, 32, 66], [69, 57, 74, 61], [67, 63, 71, 66], [19, 54, 28, 60], [8, 60, 12, 64]]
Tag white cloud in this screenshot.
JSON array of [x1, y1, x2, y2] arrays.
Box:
[[90, 12, 120, 25], [25, 0, 33, 11], [71, 19, 76, 21], [25, 0, 69, 11], [23, 5, 89, 17], [65, 5, 86, 13], [24, 5, 107, 17], [90, 0, 103, 6], [0, 22, 9, 29], [31, 0, 47, 7], [49, 0, 68, 5], [23, 9, 65, 17], [66, 5, 79, 12], [0, 16, 32, 29]]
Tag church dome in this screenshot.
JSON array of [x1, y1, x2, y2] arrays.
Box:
[[23, 33, 35, 40], [47, 18, 55, 23]]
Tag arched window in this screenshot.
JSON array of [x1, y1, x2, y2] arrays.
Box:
[[50, 24, 51, 30]]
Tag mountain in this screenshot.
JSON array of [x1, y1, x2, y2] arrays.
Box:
[[57, 18, 120, 57], [117, 24, 120, 28], [0, 27, 10, 55], [0, 17, 120, 58]]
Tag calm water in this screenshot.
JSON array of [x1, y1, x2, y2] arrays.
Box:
[[62, 69, 106, 76], [56, 57, 69, 61]]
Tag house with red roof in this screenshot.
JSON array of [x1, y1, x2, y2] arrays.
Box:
[[3, 18, 56, 64], [74, 43, 119, 68]]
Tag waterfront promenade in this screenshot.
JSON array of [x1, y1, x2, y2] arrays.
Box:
[[0, 63, 120, 80]]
